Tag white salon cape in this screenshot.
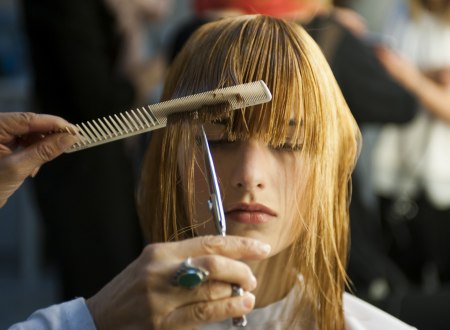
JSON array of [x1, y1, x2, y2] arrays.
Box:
[[9, 287, 415, 330], [200, 284, 415, 330]]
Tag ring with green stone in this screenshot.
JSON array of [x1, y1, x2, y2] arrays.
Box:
[[173, 257, 210, 289]]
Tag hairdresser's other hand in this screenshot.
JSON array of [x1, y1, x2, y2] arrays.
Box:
[[0, 112, 78, 208], [374, 46, 422, 91], [424, 67, 450, 89], [333, 7, 368, 37], [86, 235, 271, 330]]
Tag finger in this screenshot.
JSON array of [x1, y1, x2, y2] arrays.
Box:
[[192, 255, 257, 292], [0, 112, 76, 144], [6, 132, 78, 176], [175, 280, 233, 306], [166, 235, 271, 261], [163, 292, 255, 330], [17, 132, 50, 148]]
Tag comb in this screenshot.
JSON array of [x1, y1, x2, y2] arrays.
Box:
[[65, 80, 272, 153]]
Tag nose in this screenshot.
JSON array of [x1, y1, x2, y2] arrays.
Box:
[[230, 139, 268, 190]]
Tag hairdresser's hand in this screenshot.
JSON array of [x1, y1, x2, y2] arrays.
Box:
[[86, 235, 271, 330], [376, 47, 450, 122], [333, 7, 368, 37], [374, 46, 422, 91], [424, 67, 450, 89], [0, 112, 78, 208]]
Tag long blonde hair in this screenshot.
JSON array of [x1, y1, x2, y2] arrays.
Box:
[[138, 15, 360, 329]]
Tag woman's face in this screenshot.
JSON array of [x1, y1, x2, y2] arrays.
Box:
[[190, 121, 306, 256]]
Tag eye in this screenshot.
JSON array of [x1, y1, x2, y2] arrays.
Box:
[[271, 143, 303, 152], [208, 138, 235, 148]]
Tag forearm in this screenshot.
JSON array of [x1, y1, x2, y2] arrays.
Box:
[[407, 74, 450, 122], [375, 46, 450, 122]]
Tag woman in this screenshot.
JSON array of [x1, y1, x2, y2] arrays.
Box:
[[167, 0, 419, 313], [130, 15, 414, 329]]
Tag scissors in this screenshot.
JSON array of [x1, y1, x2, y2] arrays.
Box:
[[199, 125, 248, 327], [199, 125, 226, 236]]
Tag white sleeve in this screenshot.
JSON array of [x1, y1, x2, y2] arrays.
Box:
[[344, 293, 417, 330], [7, 298, 96, 330]]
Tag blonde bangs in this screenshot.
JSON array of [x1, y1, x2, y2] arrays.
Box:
[[162, 15, 311, 149]]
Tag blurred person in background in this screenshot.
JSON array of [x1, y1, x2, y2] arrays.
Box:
[[21, 0, 172, 300], [372, 0, 450, 328]]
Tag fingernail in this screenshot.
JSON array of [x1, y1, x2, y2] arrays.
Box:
[[242, 292, 255, 309], [258, 242, 271, 255], [249, 275, 257, 290], [31, 166, 40, 178]]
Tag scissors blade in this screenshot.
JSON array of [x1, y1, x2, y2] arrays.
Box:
[[200, 125, 226, 236]]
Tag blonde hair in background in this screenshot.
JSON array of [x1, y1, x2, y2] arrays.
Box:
[[138, 15, 360, 329], [409, 0, 450, 23]]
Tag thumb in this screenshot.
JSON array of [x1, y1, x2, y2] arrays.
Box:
[[13, 133, 78, 175], [0, 133, 77, 208]]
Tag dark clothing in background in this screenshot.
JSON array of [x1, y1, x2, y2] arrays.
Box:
[[305, 15, 417, 124], [22, 0, 143, 299]]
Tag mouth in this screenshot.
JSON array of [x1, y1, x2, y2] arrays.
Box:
[[225, 203, 277, 224]]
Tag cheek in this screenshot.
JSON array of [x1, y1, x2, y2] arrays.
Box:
[[278, 155, 308, 245]]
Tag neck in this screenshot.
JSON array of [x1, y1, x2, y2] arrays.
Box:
[[248, 249, 297, 308]]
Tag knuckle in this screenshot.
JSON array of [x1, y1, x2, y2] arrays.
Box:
[[191, 302, 214, 322], [242, 237, 255, 249], [239, 237, 256, 253], [199, 235, 225, 254], [35, 142, 57, 162], [224, 299, 237, 315], [202, 281, 227, 301], [203, 256, 222, 275], [18, 112, 36, 126], [142, 243, 165, 262]]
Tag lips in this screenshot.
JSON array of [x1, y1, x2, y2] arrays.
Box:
[[225, 203, 277, 224]]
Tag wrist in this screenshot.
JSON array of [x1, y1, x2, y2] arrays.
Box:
[[86, 296, 106, 330]]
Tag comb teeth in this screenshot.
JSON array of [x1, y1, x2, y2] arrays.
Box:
[[66, 80, 272, 153]]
